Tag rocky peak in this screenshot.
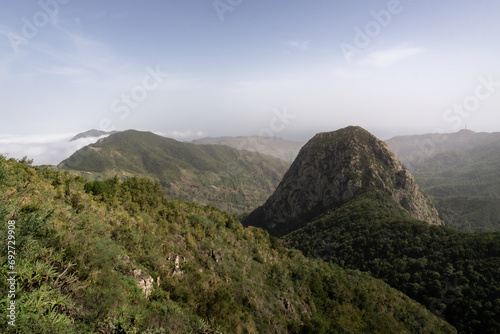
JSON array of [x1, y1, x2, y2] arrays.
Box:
[[243, 126, 443, 236]]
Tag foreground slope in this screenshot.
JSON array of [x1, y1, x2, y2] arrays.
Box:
[[58, 130, 289, 215], [0, 156, 455, 333], [244, 126, 442, 236]]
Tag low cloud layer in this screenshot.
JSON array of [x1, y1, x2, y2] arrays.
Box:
[[0, 133, 107, 165]]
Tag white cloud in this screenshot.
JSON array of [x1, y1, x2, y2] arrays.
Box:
[[0, 133, 111, 165], [331, 67, 365, 78], [0, 133, 73, 145], [235, 78, 301, 90], [282, 40, 309, 50], [39, 66, 90, 76], [361, 46, 425, 67], [170, 130, 207, 140]]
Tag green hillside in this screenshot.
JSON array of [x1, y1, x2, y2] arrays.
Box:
[[435, 197, 500, 232], [283, 190, 500, 334], [386, 130, 500, 232], [411, 142, 500, 199], [0, 156, 456, 333], [58, 130, 290, 216]]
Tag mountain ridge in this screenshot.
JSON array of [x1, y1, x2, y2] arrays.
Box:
[[244, 126, 442, 236], [70, 129, 118, 141], [191, 136, 304, 163], [385, 129, 500, 171], [59, 130, 290, 215], [387, 129, 500, 231]]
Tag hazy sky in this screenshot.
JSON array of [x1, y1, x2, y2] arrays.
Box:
[[1, 0, 500, 163]]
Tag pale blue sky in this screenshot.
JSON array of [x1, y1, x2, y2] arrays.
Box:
[[1, 0, 500, 163]]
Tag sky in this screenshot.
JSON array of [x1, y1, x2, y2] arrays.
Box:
[[1, 0, 499, 164]]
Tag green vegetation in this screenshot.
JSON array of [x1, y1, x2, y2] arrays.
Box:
[[435, 197, 500, 232], [59, 130, 289, 216], [284, 190, 500, 334], [0, 156, 456, 333], [387, 130, 500, 232], [413, 146, 500, 199], [413, 147, 500, 231]]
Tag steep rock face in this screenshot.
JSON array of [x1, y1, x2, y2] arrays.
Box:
[[243, 126, 443, 236]]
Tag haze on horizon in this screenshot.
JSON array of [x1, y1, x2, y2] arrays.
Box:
[[1, 0, 499, 164]]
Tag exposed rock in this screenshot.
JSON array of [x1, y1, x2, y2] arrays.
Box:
[[244, 126, 443, 236], [168, 254, 185, 276], [129, 269, 154, 298], [283, 298, 293, 312], [210, 249, 221, 263]]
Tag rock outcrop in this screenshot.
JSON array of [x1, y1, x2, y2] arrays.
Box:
[[129, 269, 154, 298], [243, 126, 443, 236], [169, 254, 185, 276]]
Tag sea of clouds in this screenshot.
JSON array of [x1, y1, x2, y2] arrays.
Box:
[[0, 133, 109, 166]]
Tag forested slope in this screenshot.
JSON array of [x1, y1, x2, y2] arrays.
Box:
[[284, 190, 500, 334]]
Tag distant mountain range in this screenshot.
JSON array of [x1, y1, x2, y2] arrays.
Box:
[[61, 128, 500, 231], [59, 130, 289, 215], [386, 129, 500, 231], [386, 129, 500, 174], [70, 130, 304, 162], [191, 136, 304, 163], [70, 129, 118, 141]]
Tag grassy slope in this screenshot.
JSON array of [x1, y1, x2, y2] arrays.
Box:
[[0, 156, 455, 333], [284, 190, 500, 334], [58, 130, 290, 216]]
